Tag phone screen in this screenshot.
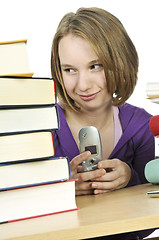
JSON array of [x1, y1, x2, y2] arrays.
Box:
[[85, 145, 97, 154]]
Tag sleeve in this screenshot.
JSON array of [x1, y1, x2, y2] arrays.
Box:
[[126, 122, 155, 187]]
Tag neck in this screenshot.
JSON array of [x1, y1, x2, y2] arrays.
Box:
[[64, 103, 114, 131]]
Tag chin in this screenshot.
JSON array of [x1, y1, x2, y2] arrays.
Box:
[[81, 103, 106, 112], [75, 96, 112, 111]]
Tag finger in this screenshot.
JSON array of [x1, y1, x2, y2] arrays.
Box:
[[77, 165, 83, 173], [93, 189, 112, 195], [75, 181, 92, 190], [92, 170, 118, 182], [70, 151, 91, 171], [77, 168, 106, 182], [76, 189, 94, 195], [98, 159, 119, 169], [75, 180, 94, 195], [91, 178, 123, 191]]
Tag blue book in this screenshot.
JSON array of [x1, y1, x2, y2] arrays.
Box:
[[0, 157, 70, 191]]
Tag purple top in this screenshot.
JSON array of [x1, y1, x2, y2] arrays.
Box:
[[52, 102, 155, 239]]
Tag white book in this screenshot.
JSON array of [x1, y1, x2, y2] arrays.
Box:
[[0, 157, 70, 190], [0, 105, 59, 135]]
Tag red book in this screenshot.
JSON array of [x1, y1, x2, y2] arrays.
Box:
[[0, 179, 78, 224]]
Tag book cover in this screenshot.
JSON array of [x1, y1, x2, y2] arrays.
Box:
[[0, 157, 70, 190]]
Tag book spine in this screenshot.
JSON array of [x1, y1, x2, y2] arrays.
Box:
[[0, 179, 69, 191], [0, 39, 27, 45]]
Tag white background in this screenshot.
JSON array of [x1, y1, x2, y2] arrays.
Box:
[[1, 0, 159, 116], [1, 0, 159, 237], [0, 0, 159, 115]]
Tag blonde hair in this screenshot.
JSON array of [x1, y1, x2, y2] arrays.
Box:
[[51, 7, 138, 111]]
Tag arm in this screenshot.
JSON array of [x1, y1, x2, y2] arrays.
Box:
[[91, 122, 155, 193], [126, 123, 155, 187]]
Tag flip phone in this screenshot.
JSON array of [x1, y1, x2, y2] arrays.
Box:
[[78, 126, 102, 171]]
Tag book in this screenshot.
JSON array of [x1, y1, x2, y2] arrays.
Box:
[[0, 39, 34, 77], [0, 131, 55, 164], [149, 98, 159, 104], [0, 157, 70, 190], [0, 105, 59, 135], [0, 77, 56, 107], [0, 179, 78, 224], [146, 82, 159, 99], [147, 92, 159, 99]]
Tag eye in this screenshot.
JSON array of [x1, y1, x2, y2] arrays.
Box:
[[90, 64, 103, 70], [64, 68, 75, 73], [63, 67, 78, 75]]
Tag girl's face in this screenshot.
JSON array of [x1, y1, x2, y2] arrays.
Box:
[[58, 34, 112, 112]]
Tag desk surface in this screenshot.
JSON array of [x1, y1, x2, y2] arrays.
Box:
[[1, 183, 159, 240]]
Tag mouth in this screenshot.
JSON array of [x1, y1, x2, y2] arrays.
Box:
[[79, 92, 99, 101]]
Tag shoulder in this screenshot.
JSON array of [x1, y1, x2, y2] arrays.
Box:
[[54, 103, 70, 134], [119, 103, 152, 122], [56, 103, 66, 119], [119, 102, 151, 115], [118, 103, 153, 135], [53, 103, 79, 160]]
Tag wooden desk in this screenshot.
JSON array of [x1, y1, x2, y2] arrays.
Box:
[[1, 183, 159, 240]]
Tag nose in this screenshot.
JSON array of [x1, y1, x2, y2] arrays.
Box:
[[77, 71, 91, 92]]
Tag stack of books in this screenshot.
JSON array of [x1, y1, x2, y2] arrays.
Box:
[[0, 40, 78, 224], [146, 82, 159, 104]]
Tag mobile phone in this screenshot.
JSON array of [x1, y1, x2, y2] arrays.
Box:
[[147, 190, 159, 198], [78, 126, 102, 172]]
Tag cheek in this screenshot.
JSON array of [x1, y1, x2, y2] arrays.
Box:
[[99, 74, 111, 96], [63, 76, 76, 95], [99, 72, 107, 89], [103, 78, 107, 89]]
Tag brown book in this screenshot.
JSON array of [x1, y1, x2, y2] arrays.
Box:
[[0, 131, 55, 164], [0, 39, 33, 77], [0, 77, 56, 106]]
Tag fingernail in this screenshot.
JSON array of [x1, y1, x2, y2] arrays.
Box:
[[92, 183, 98, 188], [94, 189, 99, 195], [98, 163, 101, 168]]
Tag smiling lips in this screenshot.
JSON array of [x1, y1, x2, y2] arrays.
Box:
[[79, 92, 99, 101]]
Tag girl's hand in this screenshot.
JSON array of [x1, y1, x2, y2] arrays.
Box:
[[70, 151, 106, 195], [91, 159, 131, 194]]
